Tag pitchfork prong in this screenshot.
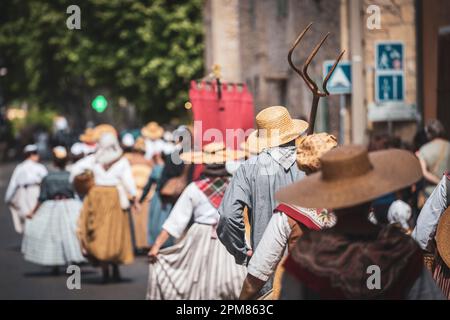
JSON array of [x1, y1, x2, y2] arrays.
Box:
[[288, 22, 313, 87], [322, 50, 345, 95], [302, 33, 330, 94]]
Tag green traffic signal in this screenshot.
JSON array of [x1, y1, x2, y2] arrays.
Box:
[[91, 95, 108, 113]]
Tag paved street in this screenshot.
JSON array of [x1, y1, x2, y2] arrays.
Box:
[[0, 162, 149, 299]]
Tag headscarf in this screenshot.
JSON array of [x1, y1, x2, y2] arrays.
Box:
[[387, 200, 412, 231], [95, 133, 123, 165]]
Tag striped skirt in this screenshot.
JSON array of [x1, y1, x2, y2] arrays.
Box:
[[433, 255, 450, 299], [146, 223, 246, 300], [21, 199, 86, 266]]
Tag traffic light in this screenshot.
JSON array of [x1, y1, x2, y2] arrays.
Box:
[[91, 95, 108, 113]]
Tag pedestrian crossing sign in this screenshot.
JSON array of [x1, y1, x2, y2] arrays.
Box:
[[323, 60, 352, 95]]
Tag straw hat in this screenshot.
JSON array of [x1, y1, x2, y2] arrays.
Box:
[[134, 137, 146, 153], [180, 142, 246, 164], [276, 145, 422, 210], [246, 106, 308, 153], [436, 207, 450, 268], [52, 146, 67, 159], [93, 124, 117, 141], [79, 128, 96, 144], [296, 133, 338, 173], [141, 121, 164, 140]]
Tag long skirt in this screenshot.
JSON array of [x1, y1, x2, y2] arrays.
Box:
[[131, 188, 150, 250], [21, 199, 86, 266], [9, 185, 40, 234], [146, 223, 246, 300], [78, 186, 134, 265], [148, 192, 174, 248], [433, 254, 450, 299]]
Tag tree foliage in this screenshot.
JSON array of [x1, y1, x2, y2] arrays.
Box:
[[0, 0, 204, 125]]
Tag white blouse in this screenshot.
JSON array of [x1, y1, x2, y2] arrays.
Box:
[[163, 182, 220, 239], [5, 160, 48, 203], [412, 175, 448, 250], [247, 212, 291, 281], [69, 155, 137, 197], [145, 139, 166, 160]]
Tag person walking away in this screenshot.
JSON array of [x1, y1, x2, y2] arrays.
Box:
[[141, 122, 165, 160], [125, 136, 152, 252], [239, 133, 337, 300], [417, 120, 450, 201], [140, 125, 194, 248], [21, 146, 85, 274], [277, 145, 444, 299], [147, 142, 247, 300], [412, 172, 450, 298], [217, 106, 308, 294], [72, 132, 138, 283], [5, 144, 48, 234]]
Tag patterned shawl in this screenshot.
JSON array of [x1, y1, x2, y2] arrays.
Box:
[[284, 224, 423, 299], [195, 176, 230, 209]]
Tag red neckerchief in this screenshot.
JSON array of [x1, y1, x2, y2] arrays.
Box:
[[274, 203, 336, 231]]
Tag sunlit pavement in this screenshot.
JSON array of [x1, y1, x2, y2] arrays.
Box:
[[0, 162, 149, 300]]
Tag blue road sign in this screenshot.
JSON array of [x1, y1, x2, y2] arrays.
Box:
[[375, 41, 405, 103], [375, 42, 404, 72], [323, 60, 352, 95], [376, 74, 405, 103]]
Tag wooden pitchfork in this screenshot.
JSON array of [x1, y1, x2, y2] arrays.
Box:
[[288, 22, 345, 135]]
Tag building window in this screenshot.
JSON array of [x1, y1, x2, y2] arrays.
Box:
[[277, 0, 288, 18]]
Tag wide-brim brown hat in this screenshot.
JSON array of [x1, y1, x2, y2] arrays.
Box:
[[79, 128, 96, 144], [181, 142, 246, 164], [436, 207, 450, 268], [141, 121, 164, 140], [246, 106, 308, 153], [276, 145, 422, 210]]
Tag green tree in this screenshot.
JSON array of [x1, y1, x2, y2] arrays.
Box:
[[0, 0, 204, 126]]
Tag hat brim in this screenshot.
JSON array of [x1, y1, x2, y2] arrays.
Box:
[[180, 150, 246, 164], [276, 149, 422, 210], [141, 127, 164, 140], [436, 207, 450, 268], [80, 134, 96, 144], [246, 119, 308, 153]]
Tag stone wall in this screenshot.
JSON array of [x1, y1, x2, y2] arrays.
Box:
[[238, 0, 342, 135], [362, 0, 418, 142], [203, 0, 420, 143]]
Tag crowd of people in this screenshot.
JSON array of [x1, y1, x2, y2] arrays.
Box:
[[3, 108, 450, 300]]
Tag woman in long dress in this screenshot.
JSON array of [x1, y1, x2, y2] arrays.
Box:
[[21, 146, 85, 273], [146, 143, 247, 300], [72, 132, 138, 283], [123, 136, 153, 252], [140, 125, 193, 249], [5, 144, 48, 234]]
